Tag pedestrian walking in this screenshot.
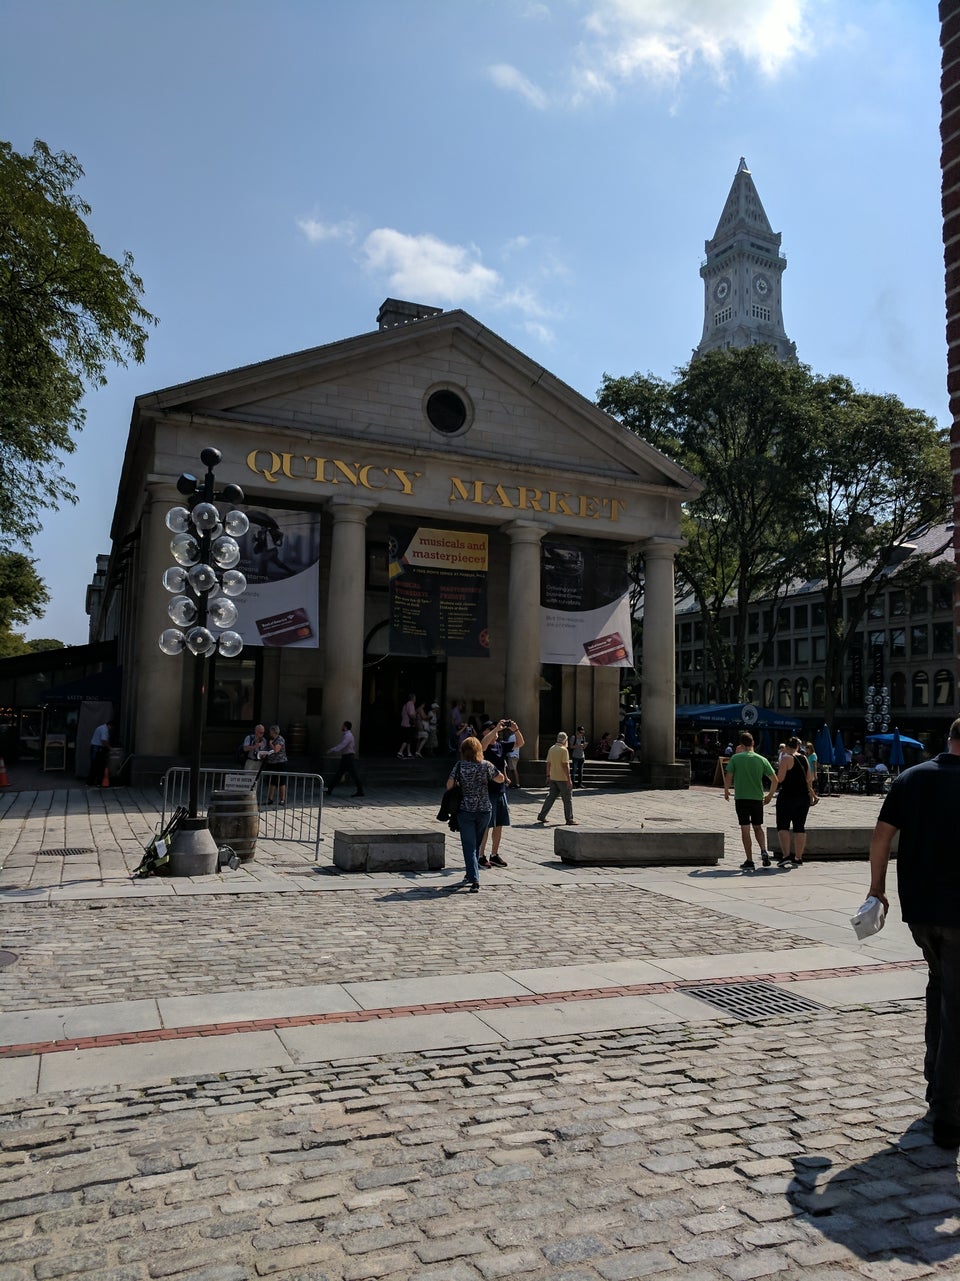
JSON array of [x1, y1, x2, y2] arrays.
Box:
[[325, 721, 364, 797], [867, 715, 960, 1149], [86, 720, 111, 787], [397, 692, 417, 757], [722, 731, 775, 871], [774, 735, 818, 867], [537, 731, 577, 825], [447, 735, 503, 892]]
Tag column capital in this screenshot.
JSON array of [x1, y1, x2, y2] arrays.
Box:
[[327, 497, 377, 525], [641, 537, 681, 561], [502, 519, 547, 546]]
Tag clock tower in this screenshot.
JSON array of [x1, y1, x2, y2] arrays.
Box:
[[695, 157, 796, 362]]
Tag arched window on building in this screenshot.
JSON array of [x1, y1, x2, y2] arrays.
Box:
[[890, 672, 906, 708], [745, 682, 757, 704], [763, 679, 774, 707], [912, 670, 929, 708], [795, 678, 810, 710], [778, 678, 792, 709], [707, 683, 718, 702], [935, 668, 955, 707], [692, 683, 703, 704], [812, 676, 826, 709]]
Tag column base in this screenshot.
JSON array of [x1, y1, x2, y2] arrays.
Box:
[[632, 761, 691, 790]]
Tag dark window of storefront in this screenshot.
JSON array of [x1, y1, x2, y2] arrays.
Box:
[[208, 654, 261, 725], [812, 676, 825, 708], [933, 622, 954, 654], [911, 625, 929, 658], [891, 672, 906, 707], [934, 581, 953, 611], [912, 671, 929, 707], [778, 678, 791, 708]]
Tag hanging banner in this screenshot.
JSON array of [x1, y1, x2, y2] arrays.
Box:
[[540, 537, 634, 667], [233, 509, 322, 648], [388, 526, 489, 658]]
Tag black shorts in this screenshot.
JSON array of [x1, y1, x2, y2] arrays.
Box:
[[734, 799, 764, 828], [776, 800, 809, 833]]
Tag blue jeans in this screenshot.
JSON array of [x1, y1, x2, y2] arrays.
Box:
[[457, 809, 490, 882], [910, 924, 960, 1126], [571, 756, 584, 785]]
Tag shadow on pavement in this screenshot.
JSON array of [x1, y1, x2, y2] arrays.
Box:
[[787, 1119, 960, 1266]]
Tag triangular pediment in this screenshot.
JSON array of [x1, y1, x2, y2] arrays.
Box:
[[136, 308, 699, 497]]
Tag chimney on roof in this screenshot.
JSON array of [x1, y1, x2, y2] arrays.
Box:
[[377, 298, 443, 330]]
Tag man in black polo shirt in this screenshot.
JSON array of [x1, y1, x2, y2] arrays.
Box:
[[868, 716, 960, 1149]]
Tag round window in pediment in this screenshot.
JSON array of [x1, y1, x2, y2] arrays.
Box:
[[424, 385, 473, 436]]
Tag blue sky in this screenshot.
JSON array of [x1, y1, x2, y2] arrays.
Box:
[[2, 0, 946, 644]]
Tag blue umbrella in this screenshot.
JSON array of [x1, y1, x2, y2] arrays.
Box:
[[865, 731, 923, 750], [833, 730, 847, 768], [889, 728, 905, 770], [813, 723, 832, 767]]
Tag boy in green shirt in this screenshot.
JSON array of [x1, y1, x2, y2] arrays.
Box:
[[723, 730, 777, 871]]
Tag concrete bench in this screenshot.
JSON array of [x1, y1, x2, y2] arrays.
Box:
[[332, 830, 446, 873], [765, 827, 899, 860], [555, 828, 723, 867]]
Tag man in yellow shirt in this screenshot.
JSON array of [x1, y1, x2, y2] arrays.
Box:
[[537, 731, 578, 825]]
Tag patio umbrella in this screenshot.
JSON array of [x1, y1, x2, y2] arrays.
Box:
[[833, 730, 847, 768], [813, 723, 833, 767], [866, 730, 923, 750], [889, 728, 905, 770]]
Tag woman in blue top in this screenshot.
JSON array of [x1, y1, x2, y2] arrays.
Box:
[[447, 736, 504, 892]]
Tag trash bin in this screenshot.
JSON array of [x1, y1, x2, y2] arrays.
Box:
[[207, 788, 259, 862]]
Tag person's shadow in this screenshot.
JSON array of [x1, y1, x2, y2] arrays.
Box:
[[788, 1118, 960, 1265]]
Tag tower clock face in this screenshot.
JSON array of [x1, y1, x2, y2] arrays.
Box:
[[713, 277, 731, 302], [754, 273, 771, 298]]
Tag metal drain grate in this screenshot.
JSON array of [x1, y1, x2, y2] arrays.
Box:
[[680, 980, 826, 1021], [36, 847, 95, 858]]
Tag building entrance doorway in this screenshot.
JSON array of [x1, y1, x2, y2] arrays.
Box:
[[361, 624, 445, 755]]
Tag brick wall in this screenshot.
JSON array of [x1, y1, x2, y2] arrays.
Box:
[[942, 1, 960, 687]]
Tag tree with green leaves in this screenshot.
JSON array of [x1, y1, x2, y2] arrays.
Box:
[[801, 377, 950, 724], [599, 348, 950, 718], [0, 138, 156, 554], [600, 346, 815, 701]]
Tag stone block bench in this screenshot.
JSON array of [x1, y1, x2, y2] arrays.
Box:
[[555, 828, 723, 867], [333, 830, 446, 873], [765, 827, 899, 860]]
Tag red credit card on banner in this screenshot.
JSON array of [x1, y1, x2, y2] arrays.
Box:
[[583, 632, 628, 665], [256, 607, 313, 646]]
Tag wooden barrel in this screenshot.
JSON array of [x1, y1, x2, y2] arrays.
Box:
[[207, 788, 259, 862], [287, 722, 308, 754]]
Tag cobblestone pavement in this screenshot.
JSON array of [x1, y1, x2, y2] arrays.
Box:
[[1, 782, 946, 1280], [2, 1006, 957, 1281], [0, 886, 818, 1012]]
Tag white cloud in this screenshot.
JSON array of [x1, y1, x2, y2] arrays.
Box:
[[489, 0, 816, 108], [360, 229, 501, 303], [297, 217, 356, 244], [487, 62, 549, 109]]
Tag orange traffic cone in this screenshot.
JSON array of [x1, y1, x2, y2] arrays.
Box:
[[0, 758, 8, 787], [101, 764, 110, 789]]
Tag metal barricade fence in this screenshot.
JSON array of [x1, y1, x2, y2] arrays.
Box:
[[160, 767, 324, 862]]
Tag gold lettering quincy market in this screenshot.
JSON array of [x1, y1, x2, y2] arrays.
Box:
[[247, 452, 422, 496], [448, 477, 625, 523]]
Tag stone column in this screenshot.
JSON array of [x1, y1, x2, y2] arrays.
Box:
[[504, 521, 545, 757], [322, 499, 375, 751], [640, 539, 686, 786], [134, 485, 189, 758]]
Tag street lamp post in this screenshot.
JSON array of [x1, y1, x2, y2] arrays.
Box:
[[158, 448, 249, 874]]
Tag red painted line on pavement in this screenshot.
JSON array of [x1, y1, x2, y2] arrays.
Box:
[[0, 959, 925, 1060]]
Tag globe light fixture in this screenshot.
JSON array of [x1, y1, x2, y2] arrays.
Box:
[[158, 448, 247, 827]]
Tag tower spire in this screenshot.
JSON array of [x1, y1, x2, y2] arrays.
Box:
[[695, 159, 796, 362]]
